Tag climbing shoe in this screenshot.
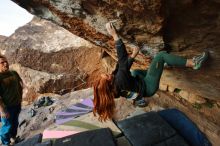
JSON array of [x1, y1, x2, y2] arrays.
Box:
[[43, 96, 54, 106], [34, 96, 54, 108], [193, 51, 209, 70], [126, 91, 139, 100], [10, 136, 23, 145], [34, 97, 45, 108], [10, 138, 15, 145], [28, 108, 36, 117], [134, 98, 147, 107]]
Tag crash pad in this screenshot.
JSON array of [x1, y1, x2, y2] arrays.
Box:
[[55, 98, 93, 125], [116, 112, 189, 146], [53, 128, 116, 146]]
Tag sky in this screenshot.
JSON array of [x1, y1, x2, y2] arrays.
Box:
[[0, 0, 33, 36]]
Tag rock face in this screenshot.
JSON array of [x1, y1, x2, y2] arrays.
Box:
[[11, 0, 220, 101], [12, 0, 160, 66], [0, 35, 6, 42], [0, 17, 104, 101], [10, 63, 76, 103]]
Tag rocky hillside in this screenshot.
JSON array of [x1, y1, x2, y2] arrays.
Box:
[[0, 35, 6, 43], [0, 17, 104, 103], [11, 0, 220, 101]]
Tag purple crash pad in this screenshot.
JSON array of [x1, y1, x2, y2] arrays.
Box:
[[56, 98, 94, 125]]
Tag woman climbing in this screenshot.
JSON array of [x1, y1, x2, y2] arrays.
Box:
[[93, 22, 209, 121]]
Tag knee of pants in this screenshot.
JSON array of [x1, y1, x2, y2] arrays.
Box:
[[154, 51, 167, 59]]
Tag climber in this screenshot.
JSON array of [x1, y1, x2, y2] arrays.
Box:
[[0, 55, 23, 146], [93, 22, 209, 121]]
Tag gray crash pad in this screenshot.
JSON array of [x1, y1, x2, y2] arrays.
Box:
[[116, 112, 189, 146]]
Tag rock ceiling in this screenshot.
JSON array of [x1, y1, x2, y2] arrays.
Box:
[[11, 0, 220, 100]]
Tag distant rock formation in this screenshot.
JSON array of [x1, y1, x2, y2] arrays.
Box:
[[0, 35, 6, 42], [0, 17, 104, 102]]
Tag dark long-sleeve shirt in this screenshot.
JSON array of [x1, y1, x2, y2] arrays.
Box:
[[113, 39, 146, 99], [0, 71, 23, 107]]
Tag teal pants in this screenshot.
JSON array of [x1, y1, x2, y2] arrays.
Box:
[[0, 105, 21, 145], [131, 51, 187, 97]]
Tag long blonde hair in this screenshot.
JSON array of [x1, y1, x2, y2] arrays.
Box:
[[93, 75, 116, 121]]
